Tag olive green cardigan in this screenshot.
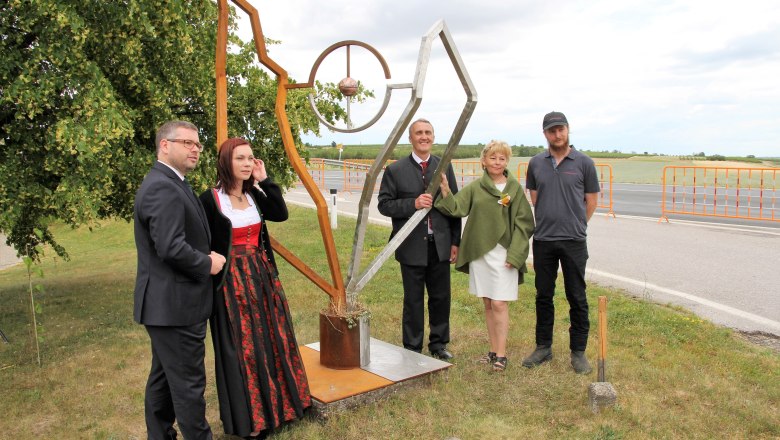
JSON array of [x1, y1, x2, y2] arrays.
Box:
[[435, 169, 534, 274]]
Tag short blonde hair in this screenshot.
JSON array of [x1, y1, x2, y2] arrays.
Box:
[[480, 140, 512, 162]]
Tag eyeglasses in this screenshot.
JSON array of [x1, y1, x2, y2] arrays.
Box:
[[166, 138, 204, 152]]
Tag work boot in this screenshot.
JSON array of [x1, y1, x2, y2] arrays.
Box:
[[570, 350, 592, 374], [521, 346, 552, 368]]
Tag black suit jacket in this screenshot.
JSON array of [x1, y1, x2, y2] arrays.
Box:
[[133, 161, 213, 326], [378, 154, 461, 266]]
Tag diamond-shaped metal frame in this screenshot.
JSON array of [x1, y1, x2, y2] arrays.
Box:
[[344, 20, 478, 300]]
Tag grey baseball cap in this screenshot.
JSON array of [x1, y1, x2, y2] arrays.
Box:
[[543, 111, 568, 130]]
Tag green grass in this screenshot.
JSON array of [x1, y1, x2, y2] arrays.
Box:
[[1, 209, 778, 439]]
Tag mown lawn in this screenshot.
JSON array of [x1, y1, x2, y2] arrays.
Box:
[[0, 207, 778, 439]]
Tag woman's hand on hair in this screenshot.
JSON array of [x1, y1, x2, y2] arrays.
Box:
[[252, 158, 268, 183]]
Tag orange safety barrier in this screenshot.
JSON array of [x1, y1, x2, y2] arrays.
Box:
[[324, 159, 483, 194], [515, 162, 614, 217], [342, 159, 394, 193], [341, 160, 482, 193], [595, 164, 615, 217], [659, 166, 779, 223], [299, 159, 615, 218], [516, 162, 528, 180], [451, 161, 482, 188], [294, 158, 326, 190]]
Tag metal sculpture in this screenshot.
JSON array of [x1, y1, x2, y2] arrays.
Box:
[[215, 1, 477, 319]]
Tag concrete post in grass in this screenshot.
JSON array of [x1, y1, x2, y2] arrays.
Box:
[[588, 382, 617, 413]]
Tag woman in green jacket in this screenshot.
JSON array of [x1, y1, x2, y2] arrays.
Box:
[[436, 140, 534, 371]]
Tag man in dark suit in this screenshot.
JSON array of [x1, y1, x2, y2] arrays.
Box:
[[134, 120, 226, 439], [378, 118, 461, 360]]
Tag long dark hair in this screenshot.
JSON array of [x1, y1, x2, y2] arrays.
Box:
[[216, 137, 255, 194]]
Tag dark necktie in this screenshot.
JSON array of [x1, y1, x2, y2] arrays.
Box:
[[183, 178, 198, 200], [183, 179, 208, 227], [420, 161, 432, 232]]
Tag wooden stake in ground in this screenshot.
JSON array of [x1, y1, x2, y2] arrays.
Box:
[[588, 296, 617, 413]]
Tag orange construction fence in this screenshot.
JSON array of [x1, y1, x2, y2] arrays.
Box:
[[342, 159, 394, 193], [514, 162, 614, 217], [296, 159, 615, 217], [297, 158, 326, 190], [659, 166, 779, 223]]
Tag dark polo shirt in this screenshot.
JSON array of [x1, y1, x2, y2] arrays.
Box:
[[526, 147, 599, 241]]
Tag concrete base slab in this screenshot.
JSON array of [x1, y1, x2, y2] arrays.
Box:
[[302, 338, 452, 420]]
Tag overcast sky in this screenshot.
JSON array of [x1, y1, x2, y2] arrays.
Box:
[[237, 0, 780, 156]]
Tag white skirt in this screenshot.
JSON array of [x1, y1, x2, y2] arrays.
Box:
[[469, 243, 519, 301]]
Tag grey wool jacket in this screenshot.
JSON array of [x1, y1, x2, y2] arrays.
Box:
[[435, 169, 534, 274]]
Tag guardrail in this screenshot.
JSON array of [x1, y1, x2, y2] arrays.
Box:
[[659, 166, 779, 223]]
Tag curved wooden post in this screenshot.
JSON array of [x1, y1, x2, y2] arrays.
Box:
[[215, 0, 228, 148], [217, 0, 346, 311]]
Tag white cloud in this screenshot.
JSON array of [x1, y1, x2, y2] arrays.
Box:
[[234, 0, 780, 156]]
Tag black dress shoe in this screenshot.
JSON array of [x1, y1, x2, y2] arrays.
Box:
[[431, 348, 454, 360]]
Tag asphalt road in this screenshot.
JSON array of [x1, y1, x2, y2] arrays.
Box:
[[0, 234, 19, 270], [283, 184, 780, 337], [607, 182, 780, 228]]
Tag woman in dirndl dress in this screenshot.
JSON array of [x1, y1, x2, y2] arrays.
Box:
[[435, 140, 535, 372], [200, 137, 310, 438]]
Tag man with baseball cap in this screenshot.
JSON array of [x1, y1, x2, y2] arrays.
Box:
[[522, 111, 600, 374]]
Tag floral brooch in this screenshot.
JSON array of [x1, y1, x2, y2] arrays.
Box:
[[498, 193, 511, 207]]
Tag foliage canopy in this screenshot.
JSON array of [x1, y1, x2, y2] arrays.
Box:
[[0, 0, 364, 259]]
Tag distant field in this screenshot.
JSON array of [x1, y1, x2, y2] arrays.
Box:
[[308, 145, 779, 185]]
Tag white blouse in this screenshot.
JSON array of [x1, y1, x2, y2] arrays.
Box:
[[216, 188, 261, 227]]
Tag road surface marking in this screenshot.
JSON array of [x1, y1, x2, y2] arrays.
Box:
[[586, 267, 780, 331]]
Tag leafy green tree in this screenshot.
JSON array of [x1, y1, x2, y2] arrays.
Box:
[[514, 145, 544, 157], [1, 0, 362, 260]]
